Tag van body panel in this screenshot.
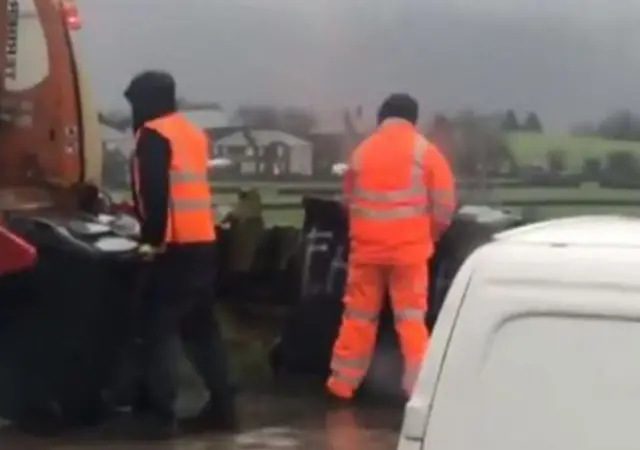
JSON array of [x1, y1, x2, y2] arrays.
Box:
[[398, 250, 478, 446], [398, 216, 640, 450]]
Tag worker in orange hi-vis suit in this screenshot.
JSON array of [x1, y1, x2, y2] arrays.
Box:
[[327, 93, 457, 400]]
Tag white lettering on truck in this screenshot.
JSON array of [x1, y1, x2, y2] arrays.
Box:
[[5, 0, 19, 80]]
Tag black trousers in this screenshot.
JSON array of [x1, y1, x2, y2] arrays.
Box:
[[119, 243, 234, 422]]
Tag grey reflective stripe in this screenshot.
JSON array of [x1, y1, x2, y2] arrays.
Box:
[[351, 184, 425, 202], [349, 135, 430, 220], [351, 135, 428, 203], [350, 204, 426, 220], [433, 202, 454, 215], [169, 170, 208, 183], [331, 371, 362, 387], [394, 308, 425, 321], [171, 199, 212, 210], [331, 356, 369, 371], [433, 205, 454, 224], [430, 189, 454, 203], [403, 367, 420, 393], [344, 308, 378, 322], [430, 189, 455, 224]]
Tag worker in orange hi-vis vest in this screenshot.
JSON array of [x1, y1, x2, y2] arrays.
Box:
[[122, 71, 237, 439], [326, 94, 457, 400]]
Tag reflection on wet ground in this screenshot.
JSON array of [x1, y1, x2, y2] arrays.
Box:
[[0, 388, 403, 449]]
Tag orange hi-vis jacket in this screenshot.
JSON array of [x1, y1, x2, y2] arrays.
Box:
[[344, 118, 456, 264], [133, 113, 216, 244]]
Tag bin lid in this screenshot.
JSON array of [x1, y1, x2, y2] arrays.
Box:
[[67, 220, 111, 236], [109, 214, 140, 237], [457, 204, 521, 225], [93, 236, 138, 252]]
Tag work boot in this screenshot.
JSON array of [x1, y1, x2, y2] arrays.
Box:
[[181, 398, 239, 434]]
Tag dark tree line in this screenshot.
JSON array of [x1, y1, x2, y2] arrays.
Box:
[[596, 110, 640, 141], [501, 110, 543, 132], [572, 109, 640, 142]]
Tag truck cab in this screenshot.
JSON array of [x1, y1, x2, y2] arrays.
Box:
[[399, 215, 640, 450]]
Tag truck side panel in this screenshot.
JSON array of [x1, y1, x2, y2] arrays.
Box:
[[0, 0, 81, 188]]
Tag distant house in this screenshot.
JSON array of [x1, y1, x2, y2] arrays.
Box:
[[214, 129, 313, 177]]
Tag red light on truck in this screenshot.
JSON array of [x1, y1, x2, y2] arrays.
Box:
[[62, 1, 81, 31]]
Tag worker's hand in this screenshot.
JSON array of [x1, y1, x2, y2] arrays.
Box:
[[137, 243, 164, 260]]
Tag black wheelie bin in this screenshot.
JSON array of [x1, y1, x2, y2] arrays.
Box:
[[0, 213, 140, 430]]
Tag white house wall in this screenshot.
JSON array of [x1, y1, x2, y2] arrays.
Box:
[[289, 143, 313, 176]]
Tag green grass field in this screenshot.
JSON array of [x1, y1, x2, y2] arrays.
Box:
[[507, 132, 640, 171], [475, 185, 640, 201], [111, 183, 640, 202], [107, 131, 640, 226], [109, 182, 640, 227]]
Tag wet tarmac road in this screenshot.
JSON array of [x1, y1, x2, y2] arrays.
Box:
[[0, 389, 403, 449]]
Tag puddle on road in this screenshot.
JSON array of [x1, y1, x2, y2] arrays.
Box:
[[233, 426, 301, 448], [0, 392, 403, 450]]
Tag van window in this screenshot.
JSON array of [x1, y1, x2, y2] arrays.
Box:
[[478, 315, 640, 449], [425, 302, 640, 450], [5, 0, 50, 92]]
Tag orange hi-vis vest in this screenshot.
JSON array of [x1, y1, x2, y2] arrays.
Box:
[[133, 113, 216, 244], [346, 119, 455, 264]]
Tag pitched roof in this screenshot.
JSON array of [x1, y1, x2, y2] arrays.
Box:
[[216, 129, 311, 147]]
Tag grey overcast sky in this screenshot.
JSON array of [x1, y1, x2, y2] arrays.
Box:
[[74, 0, 640, 131]]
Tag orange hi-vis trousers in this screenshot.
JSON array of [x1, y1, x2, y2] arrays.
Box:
[[326, 262, 429, 399]]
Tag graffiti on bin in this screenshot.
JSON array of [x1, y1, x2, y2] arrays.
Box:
[[301, 227, 348, 298]]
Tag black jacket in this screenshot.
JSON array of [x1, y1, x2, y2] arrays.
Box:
[[124, 71, 176, 247]]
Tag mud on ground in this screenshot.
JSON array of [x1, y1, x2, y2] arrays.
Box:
[[0, 305, 404, 449]]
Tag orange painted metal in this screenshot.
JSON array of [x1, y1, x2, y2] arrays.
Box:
[[0, 0, 85, 212]]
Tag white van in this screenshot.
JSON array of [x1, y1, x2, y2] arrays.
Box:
[[398, 215, 640, 450]]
